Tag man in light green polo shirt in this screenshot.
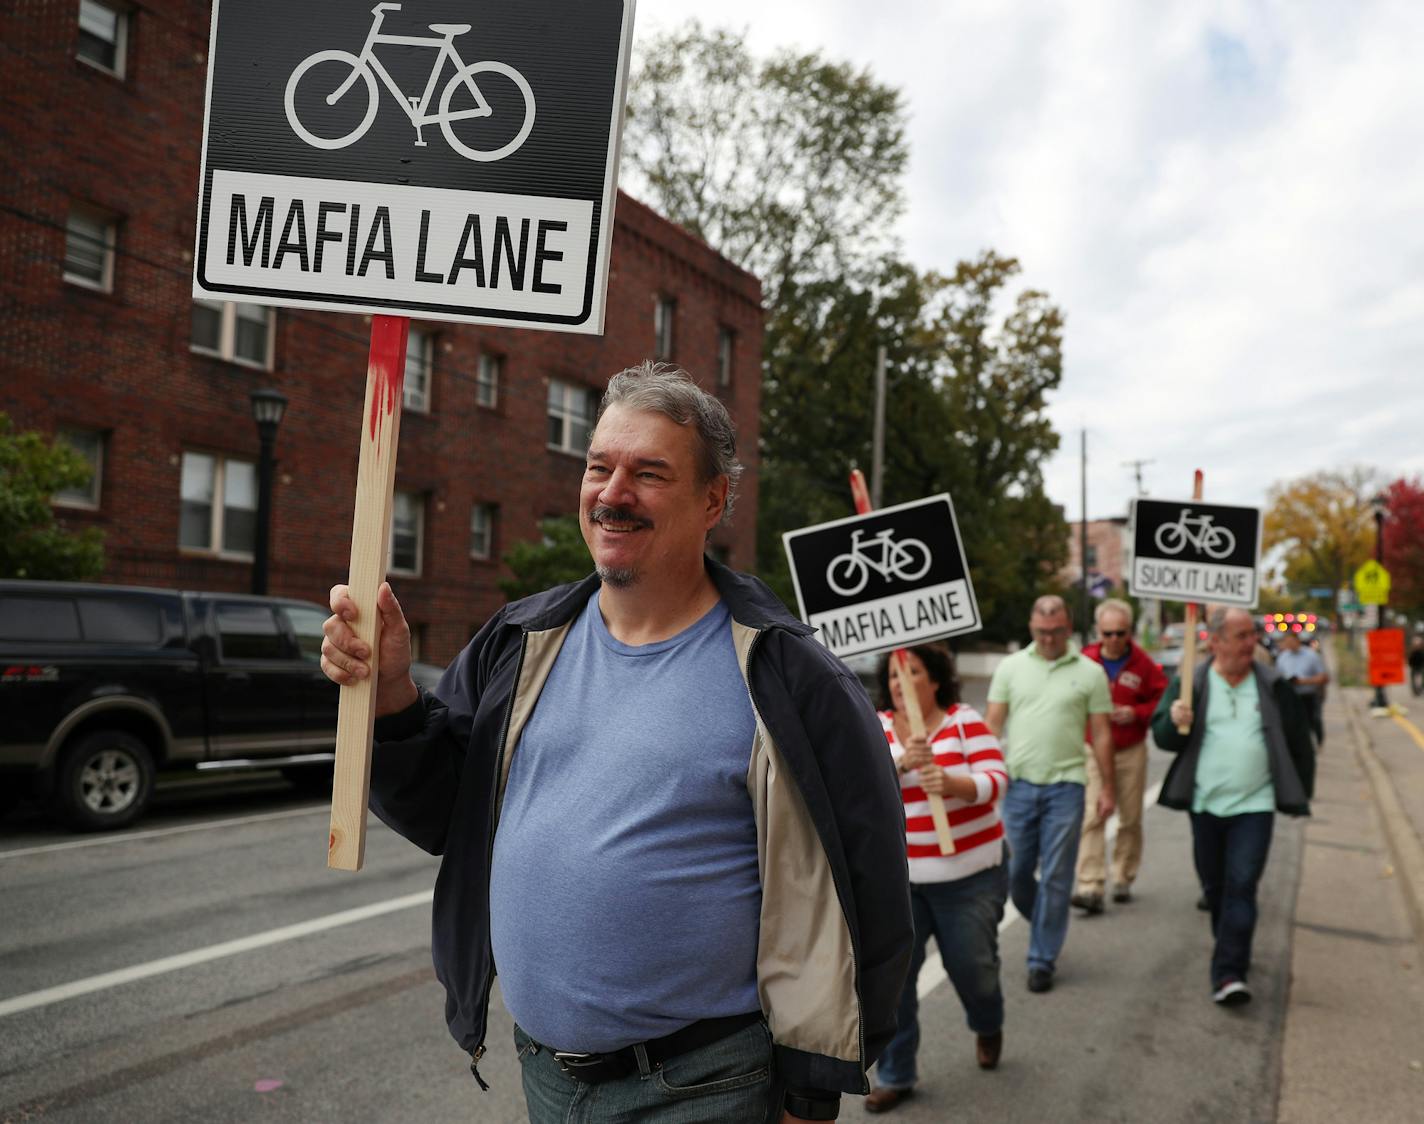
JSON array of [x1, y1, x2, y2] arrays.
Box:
[[986, 595, 1114, 993]]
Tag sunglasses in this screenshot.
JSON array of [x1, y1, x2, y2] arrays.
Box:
[[1099, 630, 1128, 638]]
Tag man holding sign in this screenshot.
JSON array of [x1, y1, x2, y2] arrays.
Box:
[[320, 363, 912, 1122], [985, 596, 1115, 994]]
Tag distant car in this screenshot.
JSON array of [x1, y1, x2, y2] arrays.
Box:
[[410, 660, 447, 692]]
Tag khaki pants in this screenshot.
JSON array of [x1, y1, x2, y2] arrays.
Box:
[[1075, 741, 1148, 894]]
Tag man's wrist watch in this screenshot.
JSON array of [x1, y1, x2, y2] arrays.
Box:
[[784, 1091, 840, 1120]]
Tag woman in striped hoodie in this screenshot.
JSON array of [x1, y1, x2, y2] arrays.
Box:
[[865, 642, 1011, 1114]]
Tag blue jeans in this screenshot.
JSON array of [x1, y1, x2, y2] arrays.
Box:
[[1190, 811, 1274, 987], [515, 1019, 777, 1123], [875, 862, 1008, 1090], [1001, 779, 1085, 974]]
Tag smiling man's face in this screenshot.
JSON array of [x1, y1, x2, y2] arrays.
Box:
[[578, 403, 726, 589]]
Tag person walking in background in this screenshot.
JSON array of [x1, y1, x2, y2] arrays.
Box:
[[864, 643, 1010, 1113], [985, 596, 1115, 994], [1152, 607, 1315, 1007], [1071, 599, 1168, 914], [1273, 629, 1328, 746]]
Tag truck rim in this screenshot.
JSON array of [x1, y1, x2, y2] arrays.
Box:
[[78, 749, 142, 815]]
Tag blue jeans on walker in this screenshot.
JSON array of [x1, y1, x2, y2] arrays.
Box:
[[875, 861, 1008, 1091], [1001, 779, 1085, 975]]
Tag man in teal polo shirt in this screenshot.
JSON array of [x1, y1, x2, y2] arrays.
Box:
[[986, 595, 1115, 993]]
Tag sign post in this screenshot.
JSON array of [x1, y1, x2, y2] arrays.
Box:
[[194, 0, 638, 871]]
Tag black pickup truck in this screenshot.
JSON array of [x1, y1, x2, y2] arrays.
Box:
[[0, 580, 437, 832]]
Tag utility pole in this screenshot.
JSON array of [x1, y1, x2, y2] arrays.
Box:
[[1123, 458, 1155, 642], [1080, 428, 1090, 647], [870, 346, 886, 509], [1122, 458, 1154, 496]]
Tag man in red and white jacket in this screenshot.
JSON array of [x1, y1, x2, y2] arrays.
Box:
[[1071, 599, 1168, 914]]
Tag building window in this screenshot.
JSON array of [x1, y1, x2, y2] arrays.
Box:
[[179, 451, 256, 557], [408, 623, 425, 661], [191, 300, 274, 368], [654, 296, 676, 360], [470, 503, 497, 560], [77, 0, 127, 77], [53, 429, 105, 508], [389, 490, 424, 576], [404, 328, 432, 413], [547, 379, 595, 454], [477, 353, 501, 408], [716, 327, 735, 389], [64, 207, 116, 290]]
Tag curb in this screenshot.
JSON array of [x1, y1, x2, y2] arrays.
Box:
[[1342, 694, 1424, 945]]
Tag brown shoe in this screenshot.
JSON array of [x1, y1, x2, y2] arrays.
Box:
[[864, 1086, 914, 1113], [976, 1031, 1003, 1070]]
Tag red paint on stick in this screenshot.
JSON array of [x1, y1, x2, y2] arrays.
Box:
[[367, 316, 411, 448]]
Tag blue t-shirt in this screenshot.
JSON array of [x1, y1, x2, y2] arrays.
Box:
[[488, 591, 761, 1052], [1100, 653, 1129, 683]]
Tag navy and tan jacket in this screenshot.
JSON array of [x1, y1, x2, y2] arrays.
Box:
[[367, 558, 914, 1094]]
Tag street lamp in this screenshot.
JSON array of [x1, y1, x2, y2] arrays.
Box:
[[249, 388, 288, 595], [1370, 491, 1389, 711]]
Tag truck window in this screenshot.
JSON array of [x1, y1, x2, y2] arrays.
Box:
[[0, 596, 81, 641], [215, 602, 288, 660], [78, 598, 163, 645], [280, 605, 328, 663]]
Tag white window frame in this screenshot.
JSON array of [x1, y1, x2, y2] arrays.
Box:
[[404, 328, 433, 413], [547, 379, 595, 456], [654, 295, 676, 360], [178, 451, 257, 560], [716, 327, 735, 389], [53, 429, 105, 509], [389, 490, 425, 577], [476, 353, 501, 409], [190, 300, 275, 369], [77, 0, 128, 78], [63, 206, 117, 291], [470, 503, 496, 560]]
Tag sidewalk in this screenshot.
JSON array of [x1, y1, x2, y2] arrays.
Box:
[[1276, 687, 1424, 1122]]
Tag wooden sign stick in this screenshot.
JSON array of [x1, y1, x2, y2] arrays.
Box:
[[849, 469, 956, 855], [1176, 469, 1204, 735], [329, 315, 410, 872]]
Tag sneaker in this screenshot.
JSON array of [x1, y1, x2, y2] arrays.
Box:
[[1113, 886, 1132, 904], [1027, 968, 1054, 993], [864, 1086, 914, 1113], [975, 1031, 1003, 1070], [1212, 979, 1252, 1006], [1071, 891, 1105, 915]]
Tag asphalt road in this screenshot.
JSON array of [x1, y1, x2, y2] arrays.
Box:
[[0, 683, 1304, 1123]]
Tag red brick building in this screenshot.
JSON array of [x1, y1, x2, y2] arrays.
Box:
[[0, 2, 763, 664], [1063, 517, 1131, 597]]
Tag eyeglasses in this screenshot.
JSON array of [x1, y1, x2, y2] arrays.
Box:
[[1099, 630, 1128, 638]]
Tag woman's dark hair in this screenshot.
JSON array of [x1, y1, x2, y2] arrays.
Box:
[[875, 642, 961, 711]]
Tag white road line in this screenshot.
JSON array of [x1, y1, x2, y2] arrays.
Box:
[[0, 889, 434, 1020], [917, 779, 1165, 998], [0, 804, 330, 860]]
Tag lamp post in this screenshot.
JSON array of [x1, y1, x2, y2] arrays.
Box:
[[1370, 491, 1389, 711], [249, 388, 288, 595]]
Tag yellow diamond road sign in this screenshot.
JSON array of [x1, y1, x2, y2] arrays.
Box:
[[1353, 560, 1391, 605]]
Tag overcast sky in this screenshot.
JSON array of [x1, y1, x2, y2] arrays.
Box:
[[637, 1, 1421, 522]]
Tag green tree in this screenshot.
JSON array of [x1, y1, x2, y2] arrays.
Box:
[[1264, 467, 1379, 624], [498, 516, 592, 601], [0, 414, 105, 580]]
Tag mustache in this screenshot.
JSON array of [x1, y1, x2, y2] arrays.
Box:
[[589, 505, 654, 530]]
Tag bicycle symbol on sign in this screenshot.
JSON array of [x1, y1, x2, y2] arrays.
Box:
[[1153, 508, 1236, 559], [284, 3, 536, 163], [825, 529, 933, 597]]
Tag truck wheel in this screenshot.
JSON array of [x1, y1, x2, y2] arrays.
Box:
[[54, 731, 155, 832]]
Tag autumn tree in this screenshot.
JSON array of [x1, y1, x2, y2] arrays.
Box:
[[1382, 476, 1424, 618], [0, 414, 105, 580], [1263, 467, 1380, 622]]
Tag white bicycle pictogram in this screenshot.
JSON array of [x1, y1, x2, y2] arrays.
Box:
[[284, 2, 536, 163], [1153, 509, 1236, 559], [825, 528, 932, 597]]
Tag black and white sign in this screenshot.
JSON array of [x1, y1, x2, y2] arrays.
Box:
[[1129, 498, 1262, 607], [193, 0, 635, 333], [783, 495, 981, 659]]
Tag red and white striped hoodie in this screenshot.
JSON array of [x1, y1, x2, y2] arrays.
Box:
[[880, 704, 1008, 883]]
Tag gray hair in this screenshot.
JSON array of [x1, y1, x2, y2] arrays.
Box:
[[1207, 606, 1253, 635], [1095, 598, 1134, 626], [597, 361, 743, 523]]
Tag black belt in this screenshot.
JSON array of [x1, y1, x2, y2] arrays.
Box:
[[545, 1010, 763, 1084]]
